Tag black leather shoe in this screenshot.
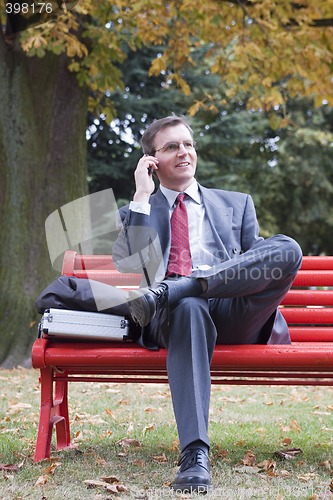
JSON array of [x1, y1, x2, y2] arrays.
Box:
[[127, 283, 168, 327], [171, 448, 212, 494]]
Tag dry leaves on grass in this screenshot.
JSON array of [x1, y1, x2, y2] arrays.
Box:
[[235, 448, 303, 477], [7, 402, 32, 415], [84, 476, 128, 494], [234, 447, 332, 493], [117, 437, 141, 448], [280, 418, 302, 434], [275, 448, 303, 460], [143, 423, 155, 435], [35, 461, 62, 487], [0, 460, 24, 472], [152, 453, 167, 463]]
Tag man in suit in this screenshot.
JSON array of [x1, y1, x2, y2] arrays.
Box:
[[112, 115, 302, 493]]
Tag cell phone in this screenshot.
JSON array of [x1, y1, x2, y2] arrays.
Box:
[[148, 166, 153, 176]]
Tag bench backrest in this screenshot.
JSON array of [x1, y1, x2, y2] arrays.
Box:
[[62, 251, 333, 343]]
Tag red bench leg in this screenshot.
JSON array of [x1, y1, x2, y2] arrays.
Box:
[[34, 367, 71, 462], [53, 371, 70, 451]]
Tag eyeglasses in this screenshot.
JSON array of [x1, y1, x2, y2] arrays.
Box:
[[154, 140, 196, 154]]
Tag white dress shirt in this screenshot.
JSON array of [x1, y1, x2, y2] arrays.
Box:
[[160, 181, 221, 271], [129, 180, 221, 271]]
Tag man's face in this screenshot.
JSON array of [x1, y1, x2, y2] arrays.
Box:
[[153, 124, 197, 191]]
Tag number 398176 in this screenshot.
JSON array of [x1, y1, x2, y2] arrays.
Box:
[[5, 3, 54, 14]]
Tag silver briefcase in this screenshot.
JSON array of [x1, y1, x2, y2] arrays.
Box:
[[39, 308, 131, 341]]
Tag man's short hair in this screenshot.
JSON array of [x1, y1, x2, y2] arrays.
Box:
[[141, 115, 194, 155]]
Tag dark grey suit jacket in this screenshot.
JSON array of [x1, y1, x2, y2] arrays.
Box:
[[112, 184, 289, 346], [113, 185, 262, 281]]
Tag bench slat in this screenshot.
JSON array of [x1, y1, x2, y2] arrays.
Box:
[[281, 289, 333, 306], [300, 256, 333, 270], [33, 339, 333, 371], [293, 270, 333, 287], [281, 307, 333, 324], [289, 326, 333, 342]]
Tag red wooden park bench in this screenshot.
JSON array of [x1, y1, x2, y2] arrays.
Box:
[[31, 251, 333, 462]]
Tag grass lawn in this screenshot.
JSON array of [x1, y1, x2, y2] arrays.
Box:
[[1, 367, 333, 499]]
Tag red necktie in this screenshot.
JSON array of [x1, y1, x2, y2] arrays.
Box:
[[166, 193, 192, 276]]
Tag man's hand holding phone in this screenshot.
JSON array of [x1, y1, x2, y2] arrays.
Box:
[[133, 155, 159, 203]]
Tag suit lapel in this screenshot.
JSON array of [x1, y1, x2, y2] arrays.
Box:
[[199, 185, 232, 261], [150, 189, 171, 269]]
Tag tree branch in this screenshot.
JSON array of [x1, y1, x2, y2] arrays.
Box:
[[215, 0, 333, 27], [311, 18, 333, 27]]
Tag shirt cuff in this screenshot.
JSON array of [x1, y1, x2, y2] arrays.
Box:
[[129, 201, 151, 215]]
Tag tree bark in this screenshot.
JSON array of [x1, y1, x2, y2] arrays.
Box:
[[0, 39, 88, 367]]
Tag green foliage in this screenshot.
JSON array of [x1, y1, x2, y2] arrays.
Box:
[[87, 45, 197, 201], [87, 44, 333, 254], [189, 101, 333, 255]]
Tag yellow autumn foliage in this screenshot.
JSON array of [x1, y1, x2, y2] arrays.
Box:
[[12, 0, 333, 110]]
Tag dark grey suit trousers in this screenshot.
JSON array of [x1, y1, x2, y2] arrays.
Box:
[[148, 234, 302, 451]]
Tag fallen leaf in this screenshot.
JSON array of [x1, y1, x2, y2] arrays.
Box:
[[240, 451, 256, 466], [256, 428, 266, 434], [319, 460, 331, 471], [35, 475, 49, 486], [152, 453, 167, 463], [0, 463, 19, 472], [143, 424, 155, 434], [297, 473, 318, 483], [290, 419, 301, 431], [42, 463, 61, 475], [216, 448, 229, 459], [169, 440, 179, 451], [280, 424, 290, 433], [275, 448, 303, 460], [282, 437, 292, 446], [279, 469, 291, 477], [105, 409, 117, 420], [7, 403, 32, 415], [132, 459, 146, 467], [72, 412, 90, 421], [257, 459, 276, 472], [101, 430, 113, 438], [72, 430, 84, 443], [95, 455, 107, 466], [99, 476, 120, 483], [117, 399, 130, 405], [84, 479, 127, 493], [117, 438, 141, 448]]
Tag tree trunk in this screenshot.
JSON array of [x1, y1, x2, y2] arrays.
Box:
[[0, 38, 88, 367]]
